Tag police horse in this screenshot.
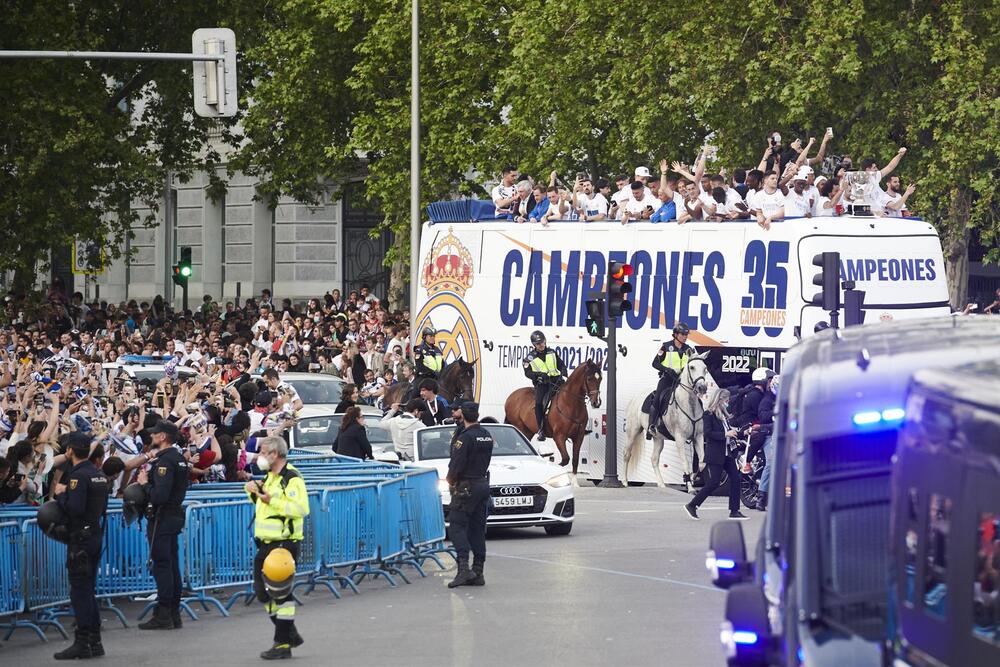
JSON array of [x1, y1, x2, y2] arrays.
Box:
[[623, 352, 714, 492], [382, 357, 476, 407], [504, 360, 603, 485]]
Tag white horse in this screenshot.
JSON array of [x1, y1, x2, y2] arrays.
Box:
[[623, 352, 714, 492]]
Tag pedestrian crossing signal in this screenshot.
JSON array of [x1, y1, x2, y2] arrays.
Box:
[[584, 298, 606, 340]]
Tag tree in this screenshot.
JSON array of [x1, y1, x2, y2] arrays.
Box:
[[665, 0, 1000, 307], [0, 0, 261, 293], [233, 0, 512, 309]]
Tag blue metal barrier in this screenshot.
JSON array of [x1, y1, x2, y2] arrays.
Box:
[[0, 522, 24, 619], [401, 469, 454, 568]]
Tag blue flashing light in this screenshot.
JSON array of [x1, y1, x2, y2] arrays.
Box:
[[852, 411, 882, 425], [715, 558, 736, 570], [732, 630, 759, 645], [881, 408, 906, 422], [789, 419, 798, 431]]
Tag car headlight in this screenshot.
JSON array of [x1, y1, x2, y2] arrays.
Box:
[[544, 472, 573, 488]]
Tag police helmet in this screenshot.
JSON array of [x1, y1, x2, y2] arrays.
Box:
[[530, 331, 546, 345], [262, 547, 296, 599], [122, 483, 149, 526], [37, 500, 71, 544], [672, 322, 690, 336], [751, 367, 775, 384], [770, 374, 781, 396], [422, 327, 435, 339]]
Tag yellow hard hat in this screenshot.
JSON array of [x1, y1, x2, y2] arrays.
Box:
[[262, 548, 296, 583]]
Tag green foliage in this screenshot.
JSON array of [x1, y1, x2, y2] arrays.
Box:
[[0, 0, 255, 283]]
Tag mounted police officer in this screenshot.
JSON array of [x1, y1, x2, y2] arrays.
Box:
[[414, 327, 445, 382], [137, 420, 190, 631], [647, 323, 696, 439], [523, 331, 567, 442], [446, 402, 494, 588], [246, 436, 310, 660], [52, 432, 109, 660]]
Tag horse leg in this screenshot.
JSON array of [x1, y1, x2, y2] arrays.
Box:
[[622, 421, 637, 485], [552, 433, 570, 468], [651, 435, 667, 489], [570, 436, 582, 487], [695, 433, 707, 473]]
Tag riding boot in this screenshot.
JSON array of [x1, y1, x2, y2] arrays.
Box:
[[469, 560, 485, 586], [171, 607, 183, 629], [88, 627, 105, 657], [54, 629, 93, 660]]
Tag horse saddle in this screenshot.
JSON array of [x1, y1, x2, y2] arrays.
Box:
[[641, 391, 674, 439]]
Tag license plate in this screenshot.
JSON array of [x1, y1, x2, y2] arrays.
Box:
[[493, 495, 534, 508]]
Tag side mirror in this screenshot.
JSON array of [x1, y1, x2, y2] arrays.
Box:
[[706, 520, 751, 589], [719, 582, 770, 666]]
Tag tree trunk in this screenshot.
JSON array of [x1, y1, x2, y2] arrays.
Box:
[[387, 229, 409, 311], [943, 189, 971, 310]]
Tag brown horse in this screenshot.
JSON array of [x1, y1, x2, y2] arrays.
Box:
[[504, 359, 603, 476], [380, 357, 476, 409]]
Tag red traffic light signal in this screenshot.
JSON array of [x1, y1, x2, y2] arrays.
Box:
[[608, 261, 633, 317]]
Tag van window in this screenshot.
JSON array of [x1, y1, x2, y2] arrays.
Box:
[[924, 494, 951, 618], [973, 512, 1000, 645], [905, 488, 920, 606]]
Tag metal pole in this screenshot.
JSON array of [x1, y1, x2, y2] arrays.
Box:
[[0, 50, 223, 61], [408, 0, 420, 359], [599, 304, 623, 487]]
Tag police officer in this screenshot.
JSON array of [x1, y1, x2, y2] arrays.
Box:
[[137, 419, 190, 630], [648, 322, 696, 439], [414, 327, 445, 381], [246, 436, 310, 660], [446, 402, 494, 588], [523, 331, 567, 441], [53, 432, 109, 660]]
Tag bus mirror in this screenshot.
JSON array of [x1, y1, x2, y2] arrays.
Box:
[[707, 521, 751, 589], [720, 583, 771, 664]]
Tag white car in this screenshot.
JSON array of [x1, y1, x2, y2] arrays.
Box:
[[412, 423, 575, 535], [232, 372, 346, 412], [102, 360, 198, 384], [287, 408, 398, 463]]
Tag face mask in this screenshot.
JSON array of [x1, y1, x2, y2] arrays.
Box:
[[303, 344, 311, 352], [256, 454, 271, 471], [313, 315, 321, 323]]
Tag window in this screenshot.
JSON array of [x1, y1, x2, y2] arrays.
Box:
[[905, 488, 920, 606], [973, 511, 1000, 644], [924, 493, 951, 618]]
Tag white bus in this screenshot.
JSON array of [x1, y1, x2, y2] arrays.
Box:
[[413, 215, 950, 485]]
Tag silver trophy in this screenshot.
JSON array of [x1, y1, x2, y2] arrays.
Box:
[[843, 171, 873, 216]]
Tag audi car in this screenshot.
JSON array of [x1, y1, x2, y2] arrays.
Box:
[[411, 423, 575, 535]]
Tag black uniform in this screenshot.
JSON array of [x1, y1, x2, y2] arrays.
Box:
[[144, 447, 190, 619], [690, 411, 740, 512], [446, 424, 494, 567], [56, 461, 109, 634], [522, 347, 568, 438], [745, 390, 775, 464], [413, 342, 444, 381]]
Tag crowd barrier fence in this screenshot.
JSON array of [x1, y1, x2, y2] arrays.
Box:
[[0, 457, 454, 643]]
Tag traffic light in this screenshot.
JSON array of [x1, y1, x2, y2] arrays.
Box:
[[608, 261, 633, 318], [584, 298, 606, 339], [810, 252, 840, 312], [843, 285, 867, 327], [172, 246, 192, 287]]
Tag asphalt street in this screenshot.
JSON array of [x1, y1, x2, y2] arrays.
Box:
[[2, 485, 764, 666]]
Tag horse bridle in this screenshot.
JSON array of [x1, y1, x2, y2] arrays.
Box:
[[668, 357, 709, 426]]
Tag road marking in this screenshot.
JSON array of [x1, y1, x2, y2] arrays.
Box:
[[490, 553, 723, 593], [613, 509, 658, 513]]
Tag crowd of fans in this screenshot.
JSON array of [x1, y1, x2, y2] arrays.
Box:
[[0, 285, 416, 504], [490, 130, 917, 230]]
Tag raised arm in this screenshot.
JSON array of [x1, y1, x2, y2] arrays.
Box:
[[808, 129, 833, 166], [880, 147, 907, 179], [671, 161, 695, 182], [887, 183, 916, 211], [756, 146, 773, 172]]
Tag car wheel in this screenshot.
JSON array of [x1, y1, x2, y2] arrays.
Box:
[[544, 522, 572, 536]]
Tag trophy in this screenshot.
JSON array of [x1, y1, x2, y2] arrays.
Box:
[[843, 171, 873, 216]]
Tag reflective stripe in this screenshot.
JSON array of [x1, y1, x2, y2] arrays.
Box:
[[530, 352, 560, 376], [253, 465, 309, 541], [422, 351, 442, 373], [266, 601, 279, 615], [275, 601, 295, 619]]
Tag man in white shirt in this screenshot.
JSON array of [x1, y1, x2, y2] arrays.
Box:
[[609, 173, 631, 220], [490, 165, 519, 217], [578, 178, 610, 221], [751, 172, 786, 230], [378, 399, 425, 461], [783, 166, 818, 218], [621, 181, 660, 224]]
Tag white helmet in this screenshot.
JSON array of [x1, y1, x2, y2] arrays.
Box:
[[751, 367, 774, 384]]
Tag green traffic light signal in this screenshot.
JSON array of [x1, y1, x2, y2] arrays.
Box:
[[180, 265, 192, 277]]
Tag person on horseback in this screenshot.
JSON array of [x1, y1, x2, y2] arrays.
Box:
[[523, 331, 567, 442], [414, 327, 445, 382], [647, 322, 696, 439]]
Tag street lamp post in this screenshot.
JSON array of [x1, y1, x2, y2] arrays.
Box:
[[408, 0, 420, 359]]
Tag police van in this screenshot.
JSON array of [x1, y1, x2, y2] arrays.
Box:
[[704, 316, 1000, 666], [414, 210, 951, 484], [889, 359, 1000, 667]]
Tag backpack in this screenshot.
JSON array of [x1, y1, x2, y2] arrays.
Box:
[[726, 384, 756, 420]]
